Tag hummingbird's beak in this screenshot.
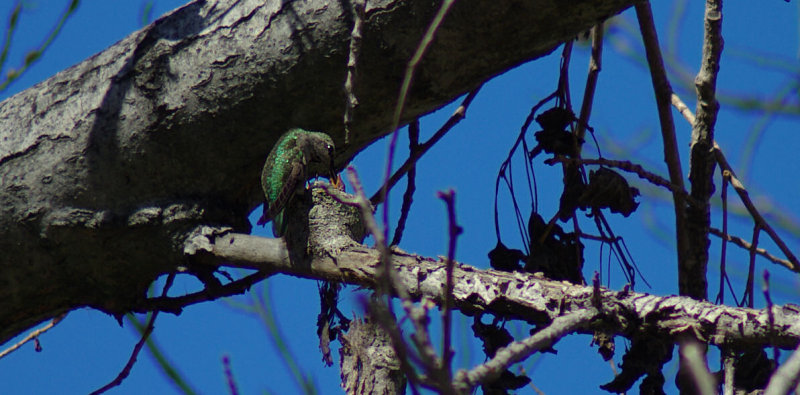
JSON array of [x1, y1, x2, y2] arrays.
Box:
[[329, 171, 343, 190], [327, 148, 343, 190]]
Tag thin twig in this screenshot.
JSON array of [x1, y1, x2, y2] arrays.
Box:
[[222, 355, 239, 395], [402, 298, 454, 393], [0, 312, 67, 359], [437, 190, 461, 377], [0, 2, 23, 78], [493, 90, 557, 247], [136, 270, 271, 314], [763, 270, 779, 364], [391, 120, 420, 246], [709, 228, 794, 273], [671, 93, 696, 124], [343, 0, 365, 144], [91, 272, 176, 395], [372, 86, 481, 205], [715, 171, 729, 305], [126, 315, 198, 395], [547, 157, 699, 208], [380, 0, 456, 245], [453, 308, 598, 392], [744, 224, 760, 307], [347, 167, 404, 298], [0, 0, 79, 91], [575, 22, 604, 142], [558, 40, 574, 108], [715, 150, 800, 271], [671, 93, 800, 272], [634, 1, 690, 296]]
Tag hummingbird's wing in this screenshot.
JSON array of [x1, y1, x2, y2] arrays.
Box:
[[263, 160, 304, 234]]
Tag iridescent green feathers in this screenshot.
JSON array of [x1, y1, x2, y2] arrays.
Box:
[[258, 128, 335, 236]]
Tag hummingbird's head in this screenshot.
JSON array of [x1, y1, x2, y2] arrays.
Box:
[[303, 131, 336, 179]]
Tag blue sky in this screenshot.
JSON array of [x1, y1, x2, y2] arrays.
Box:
[[1, 1, 799, 394]]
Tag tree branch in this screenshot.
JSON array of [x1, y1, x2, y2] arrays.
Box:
[[634, 1, 691, 297], [185, 229, 800, 352], [684, 0, 724, 300], [0, 0, 637, 343]]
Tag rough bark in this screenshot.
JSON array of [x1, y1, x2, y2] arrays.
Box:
[[339, 317, 406, 395], [189, 228, 800, 352], [0, 0, 635, 343]]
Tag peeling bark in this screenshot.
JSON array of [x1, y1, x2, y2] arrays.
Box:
[[190, 228, 800, 352]]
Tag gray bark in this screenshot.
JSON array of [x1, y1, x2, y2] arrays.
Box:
[[192, 228, 800, 352], [340, 317, 406, 395], [0, 0, 634, 343]]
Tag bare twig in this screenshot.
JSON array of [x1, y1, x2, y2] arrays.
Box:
[[671, 93, 800, 273], [575, 22, 604, 142], [714, 152, 800, 271], [558, 40, 574, 108], [401, 298, 454, 393], [349, 166, 430, 390], [453, 308, 598, 392], [91, 272, 176, 395], [343, 0, 366, 144], [136, 270, 271, 314], [0, 312, 67, 359], [763, 270, 780, 363], [547, 157, 698, 207], [437, 189, 461, 376], [391, 120, 420, 246], [0, 2, 23, 79], [634, 1, 690, 296], [372, 87, 481, 205], [709, 227, 792, 274], [347, 167, 407, 299], [744, 224, 761, 308], [0, 0, 79, 91], [222, 355, 239, 395], [380, 0, 456, 244], [671, 93, 696, 124], [765, 343, 800, 395], [716, 171, 729, 305], [679, 338, 716, 395]]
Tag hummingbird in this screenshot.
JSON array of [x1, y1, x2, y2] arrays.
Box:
[[258, 128, 336, 236]]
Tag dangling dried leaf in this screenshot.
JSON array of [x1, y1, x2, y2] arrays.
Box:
[[488, 241, 526, 272], [578, 167, 640, 217], [530, 107, 582, 158], [557, 165, 586, 221], [535, 107, 575, 131], [534, 128, 583, 157], [527, 212, 585, 284]]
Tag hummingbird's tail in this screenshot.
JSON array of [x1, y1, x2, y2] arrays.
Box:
[[271, 211, 287, 237]]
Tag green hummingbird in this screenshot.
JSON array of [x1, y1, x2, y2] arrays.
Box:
[[258, 128, 336, 236]]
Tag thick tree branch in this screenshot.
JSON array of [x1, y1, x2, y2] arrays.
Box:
[[0, 0, 636, 343]]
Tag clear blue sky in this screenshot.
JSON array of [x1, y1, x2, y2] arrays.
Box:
[[1, 1, 799, 394]]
